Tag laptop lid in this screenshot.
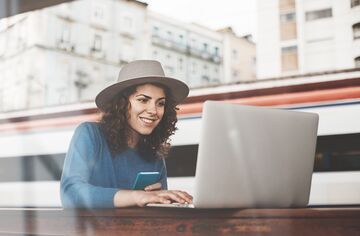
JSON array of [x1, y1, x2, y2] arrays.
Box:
[[193, 101, 319, 208]]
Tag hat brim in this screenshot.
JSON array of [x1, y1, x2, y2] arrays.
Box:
[[95, 76, 189, 110]]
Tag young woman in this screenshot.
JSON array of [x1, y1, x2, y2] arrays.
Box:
[[60, 60, 193, 208]]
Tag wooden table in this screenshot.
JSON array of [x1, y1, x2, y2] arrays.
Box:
[[0, 207, 359, 235]]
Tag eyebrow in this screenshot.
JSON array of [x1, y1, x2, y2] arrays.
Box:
[[136, 94, 166, 101]]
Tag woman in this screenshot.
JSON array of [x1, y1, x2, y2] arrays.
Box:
[[60, 60, 193, 208]]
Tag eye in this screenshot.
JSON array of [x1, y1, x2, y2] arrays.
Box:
[[137, 98, 148, 103], [157, 100, 166, 107]]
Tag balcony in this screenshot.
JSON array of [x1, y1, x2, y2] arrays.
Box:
[[151, 34, 222, 64], [151, 35, 187, 53], [188, 46, 222, 64], [56, 39, 75, 52], [90, 47, 106, 60]]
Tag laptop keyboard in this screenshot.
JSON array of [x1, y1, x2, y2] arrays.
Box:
[[146, 202, 195, 208]]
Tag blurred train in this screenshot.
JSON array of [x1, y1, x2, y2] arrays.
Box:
[[1, 69, 360, 207]]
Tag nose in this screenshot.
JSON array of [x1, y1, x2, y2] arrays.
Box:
[[146, 102, 157, 115]]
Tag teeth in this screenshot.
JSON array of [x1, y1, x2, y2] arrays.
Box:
[[140, 117, 156, 124]]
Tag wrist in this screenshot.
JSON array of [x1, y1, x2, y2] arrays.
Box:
[[132, 190, 146, 207], [113, 190, 145, 208]]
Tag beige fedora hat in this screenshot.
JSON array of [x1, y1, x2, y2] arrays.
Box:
[[95, 60, 189, 110]]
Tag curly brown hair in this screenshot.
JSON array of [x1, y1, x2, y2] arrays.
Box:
[[99, 83, 179, 160]]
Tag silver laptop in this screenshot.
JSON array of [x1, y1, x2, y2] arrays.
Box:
[[148, 101, 319, 208]]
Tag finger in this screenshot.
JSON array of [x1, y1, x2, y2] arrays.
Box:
[[159, 197, 171, 204], [174, 191, 193, 203], [159, 191, 187, 204], [147, 193, 171, 204], [160, 190, 193, 203], [174, 190, 193, 201], [144, 182, 162, 191], [172, 190, 193, 203], [183, 191, 193, 202]]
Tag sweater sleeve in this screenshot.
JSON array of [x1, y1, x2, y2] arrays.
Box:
[[60, 123, 118, 208]]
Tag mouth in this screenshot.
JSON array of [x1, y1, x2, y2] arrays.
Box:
[[139, 117, 158, 125]]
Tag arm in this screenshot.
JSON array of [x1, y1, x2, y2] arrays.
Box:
[[61, 123, 192, 208], [60, 123, 118, 208]]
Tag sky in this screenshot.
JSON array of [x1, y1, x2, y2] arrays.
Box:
[[143, 0, 257, 41]]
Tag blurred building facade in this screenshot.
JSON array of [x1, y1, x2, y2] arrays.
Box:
[[257, 0, 360, 79], [0, 0, 148, 111], [148, 12, 223, 88], [148, 13, 256, 88], [218, 27, 256, 83], [0, 0, 256, 112]]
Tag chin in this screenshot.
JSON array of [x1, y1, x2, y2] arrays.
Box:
[[138, 128, 154, 135]]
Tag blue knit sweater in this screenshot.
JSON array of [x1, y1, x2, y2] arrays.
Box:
[[60, 122, 168, 208]]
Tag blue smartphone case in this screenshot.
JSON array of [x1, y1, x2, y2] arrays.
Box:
[[132, 172, 160, 190]]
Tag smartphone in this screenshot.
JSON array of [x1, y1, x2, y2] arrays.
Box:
[[132, 172, 160, 190]]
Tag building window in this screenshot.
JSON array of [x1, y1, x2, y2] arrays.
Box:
[[232, 69, 238, 78], [164, 65, 174, 75], [93, 6, 104, 20], [281, 45, 298, 72], [305, 8, 332, 21], [355, 57, 360, 68], [152, 26, 159, 35], [214, 47, 219, 56], [178, 58, 183, 70], [121, 43, 134, 62], [192, 62, 197, 74], [213, 78, 220, 83], [201, 75, 210, 83], [280, 12, 296, 23], [60, 26, 71, 43], [203, 43, 208, 51], [279, 0, 296, 11], [353, 23, 360, 39], [167, 31, 172, 40], [58, 24, 73, 51], [351, 0, 360, 8], [282, 46, 297, 53], [92, 34, 102, 52], [280, 11, 297, 40], [124, 17, 132, 29], [191, 38, 197, 48], [232, 49, 238, 59], [122, 16, 133, 33]]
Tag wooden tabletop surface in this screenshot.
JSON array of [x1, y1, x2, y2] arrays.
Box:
[[0, 207, 359, 235]]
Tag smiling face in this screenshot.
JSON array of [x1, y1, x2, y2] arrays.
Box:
[[127, 84, 166, 145]]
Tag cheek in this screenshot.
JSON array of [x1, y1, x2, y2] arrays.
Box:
[[158, 107, 165, 120], [127, 107, 138, 124], [128, 102, 143, 117]]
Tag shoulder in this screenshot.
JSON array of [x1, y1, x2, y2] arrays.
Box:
[[68, 122, 107, 155], [75, 122, 101, 133], [73, 122, 103, 141]]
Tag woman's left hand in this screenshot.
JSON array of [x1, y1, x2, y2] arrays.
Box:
[[135, 189, 193, 206]]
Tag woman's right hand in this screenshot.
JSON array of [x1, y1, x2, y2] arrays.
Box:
[[133, 189, 193, 207]]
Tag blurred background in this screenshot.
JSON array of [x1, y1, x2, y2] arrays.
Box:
[[0, 0, 360, 207]]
